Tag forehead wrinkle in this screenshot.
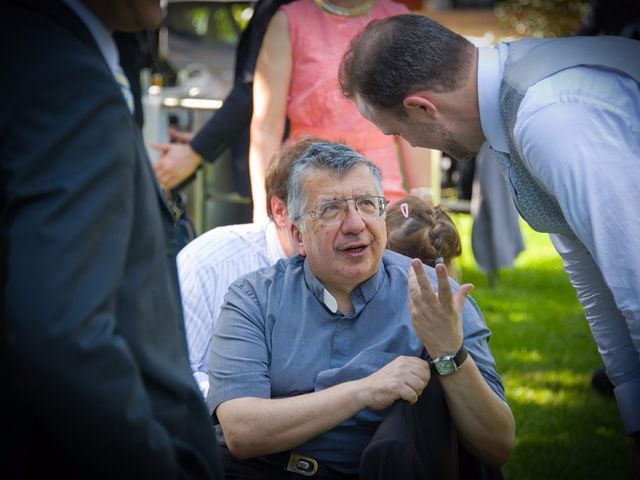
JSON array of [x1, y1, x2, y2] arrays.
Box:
[[316, 190, 378, 203], [305, 164, 381, 207]]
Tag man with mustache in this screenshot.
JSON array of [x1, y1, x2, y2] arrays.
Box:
[[207, 140, 514, 478]]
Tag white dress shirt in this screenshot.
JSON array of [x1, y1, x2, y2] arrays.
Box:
[[178, 221, 287, 397], [478, 44, 640, 434]]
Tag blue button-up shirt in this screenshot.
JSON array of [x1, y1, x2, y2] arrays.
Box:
[[208, 250, 505, 474]]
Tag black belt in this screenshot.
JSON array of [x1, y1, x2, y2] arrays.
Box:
[[217, 433, 358, 479], [264, 451, 358, 479]]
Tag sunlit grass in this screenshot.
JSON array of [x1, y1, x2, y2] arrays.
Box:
[[451, 214, 629, 480]]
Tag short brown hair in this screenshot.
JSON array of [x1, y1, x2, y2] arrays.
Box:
[[265, 136, 326, 218], [339, 14, 473, 114], [385, 195, 461, 267]]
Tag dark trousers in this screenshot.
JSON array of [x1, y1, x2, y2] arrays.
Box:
[[220, 368, 502, 479], [360, 367, 504, 480]]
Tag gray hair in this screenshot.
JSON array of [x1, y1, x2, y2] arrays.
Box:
[[287, 141, 384, 226]]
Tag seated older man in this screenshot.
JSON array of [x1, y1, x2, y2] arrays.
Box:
[[207, 141, 515, 479]]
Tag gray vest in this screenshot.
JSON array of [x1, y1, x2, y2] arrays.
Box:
[[495, 36, 640, 236]]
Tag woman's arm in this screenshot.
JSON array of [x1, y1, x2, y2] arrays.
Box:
[[249, 10, 292, 222], [397, 136, 432, 198]]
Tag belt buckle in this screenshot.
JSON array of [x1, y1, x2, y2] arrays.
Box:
[[286, 452, 318, 476]]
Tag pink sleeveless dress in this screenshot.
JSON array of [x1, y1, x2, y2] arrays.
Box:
[[281, 0, 409, 203]]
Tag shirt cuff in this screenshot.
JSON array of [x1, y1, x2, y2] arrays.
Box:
[[190, 134, 213, 164], [193, 371, 209, 399], [614, 377, 640, 435]]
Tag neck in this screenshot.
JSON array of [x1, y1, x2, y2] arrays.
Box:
[[315, 0, 376, 17], [441, 47, 484, 151], [330, 0, 366, 6], [327, 287, 355, 314], [464, 48, 486, 149], [276, 224, 297, 257]]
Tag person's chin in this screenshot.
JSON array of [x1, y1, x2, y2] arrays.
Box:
[[442, 135, 479, 162], [342, 267, 374, 285], [449, 149, 477, 163]]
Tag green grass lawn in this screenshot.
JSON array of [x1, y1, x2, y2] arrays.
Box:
[[451, 214, 630, 479]]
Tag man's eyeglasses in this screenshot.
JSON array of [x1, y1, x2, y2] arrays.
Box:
[[307, 195, 388, 225]]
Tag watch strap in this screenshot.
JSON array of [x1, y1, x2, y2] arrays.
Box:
[[453, 343, 468, 367], [432, 343, 468, 376]]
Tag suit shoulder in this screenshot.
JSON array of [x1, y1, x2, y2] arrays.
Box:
[[1, 2, 109, 106]]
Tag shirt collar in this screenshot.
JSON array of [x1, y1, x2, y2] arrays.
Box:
[[62, 0, 120, 75], [477, 44, 509, 153], [265, 220, 287, 263], [301, 256, 385, 315]]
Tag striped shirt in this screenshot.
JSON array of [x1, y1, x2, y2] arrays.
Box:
[[177, 221, 287, 396]]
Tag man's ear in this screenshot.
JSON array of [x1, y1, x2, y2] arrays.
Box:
[[403, 92, 437, 120], [271, 196, 288, 228], [290, 222, 306, 256]]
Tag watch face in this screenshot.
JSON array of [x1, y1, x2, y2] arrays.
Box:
[[435, 357, 456, 375]]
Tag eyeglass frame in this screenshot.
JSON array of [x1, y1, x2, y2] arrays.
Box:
[[305, 195, 389, 225]]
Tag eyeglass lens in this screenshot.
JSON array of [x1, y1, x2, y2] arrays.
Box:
[[314, 196, 385, 224]]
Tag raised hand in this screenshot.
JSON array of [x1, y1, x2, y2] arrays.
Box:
[[408, 258, 473, 358]]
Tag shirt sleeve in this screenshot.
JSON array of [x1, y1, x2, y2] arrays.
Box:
[[206, 277, 273, 414], [460, 293, 507, 402], [550, 233, 640, 434], [515, 94, 640, 434], [190, 82, 252, 163], [177, 246, 217, 389]]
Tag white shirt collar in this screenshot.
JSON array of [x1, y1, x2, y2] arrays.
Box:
[[477, 44, 509, 153], [62, 0, 120, 75], [265, 220, 287, 264]]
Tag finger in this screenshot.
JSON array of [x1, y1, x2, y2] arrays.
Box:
[[404, 370, 428, 394], [412, 358, 431, 383], [151, 143, 171, 153], [396, 356, 430, 382], [397, 384, 419, 405], [164, 177, 179, 190], [434, 263, 454, 307], [408, 264, 420, 298], [153, 160, 167, 176], [453, 283, 474, 314], [169, 128, 193, 143], [411, 258, 438, 304], [153, 167, 171, 188]]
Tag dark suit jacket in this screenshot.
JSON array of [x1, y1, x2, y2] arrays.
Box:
[[0, 1, 221, 478], [190, 0, 294, 197]]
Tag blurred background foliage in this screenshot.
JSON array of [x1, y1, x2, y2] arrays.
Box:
[[495, 0, 591, 36], [452, 214, 629, 479]]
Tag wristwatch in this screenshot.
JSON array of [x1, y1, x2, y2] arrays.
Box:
[[431, 344, 468, 376]]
